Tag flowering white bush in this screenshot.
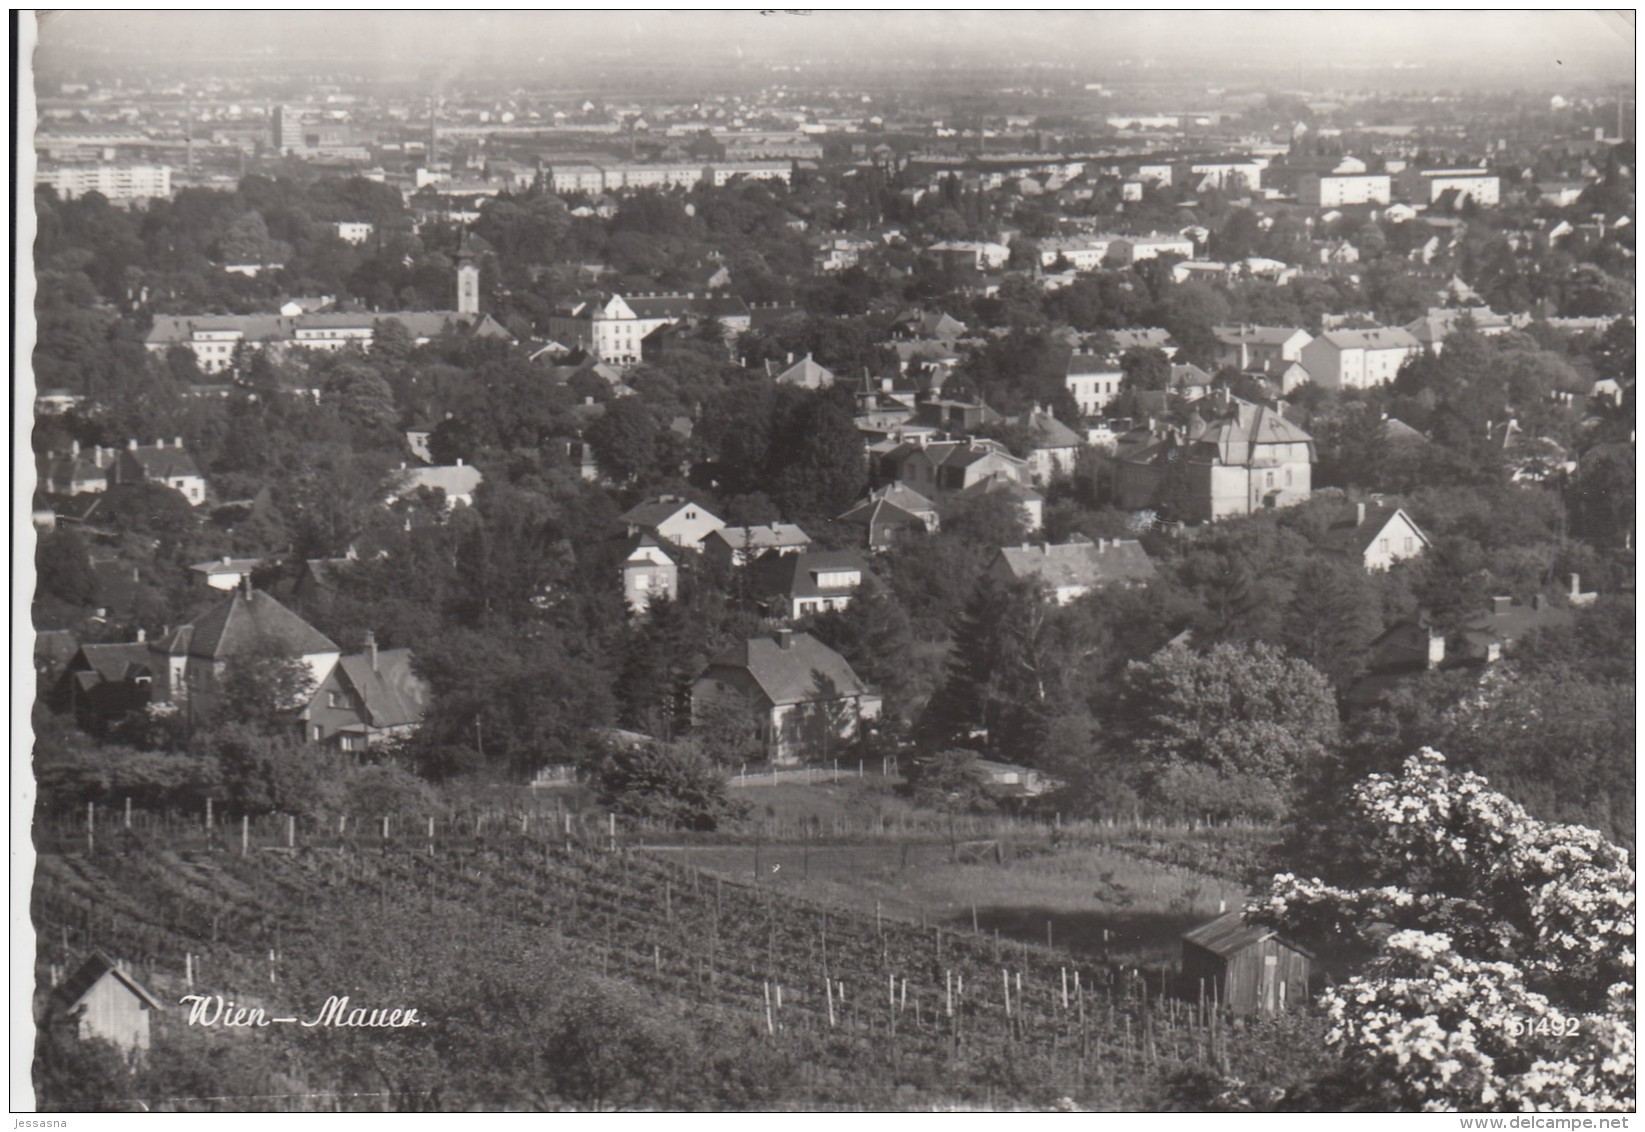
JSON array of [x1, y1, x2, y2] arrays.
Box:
[[1252, 749, 1635, 1112]]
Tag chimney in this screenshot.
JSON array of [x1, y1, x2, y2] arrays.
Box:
[[775, 628, 793, 650], [93, 447, 105, 468], [222, 555, 232, 564], [127, 438, 138, 450], [71, 439, 79, 457], [365, 630, 379, 671], [155, 438, 165, 449], [1356, 501, 1366, 526], [1041, 543, 1050, 555], [1491, 594, 1512, 616], [135, 627, 145, 643], [175, 436, 183, 448], [242, 574, 253, 599], [1569, 573, 1581, 597], [1531, 593, 1545, 612], [455, 457, 463, 466]]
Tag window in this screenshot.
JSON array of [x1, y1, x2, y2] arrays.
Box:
[[341, 734, 365, 753], [1404, 537, 1414, 552], [1379, 539, 1390, 554]]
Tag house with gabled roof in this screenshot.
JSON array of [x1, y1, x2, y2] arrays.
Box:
[[837, 483, 939, 550], [108, 438, 207, 505], [1114, 393, 1314, 522], [771, 352, 837, 389], [1009, 407, 1085, 484], [691, 628, 881, 764], [754, 549, 869, 620], [704, 522, 813, 570], [1315, 500, 1432, 571], [959, 472, 1044, 533], [56, 638, 164, 731], [547, 291, 747, 364], [38, 441, 120, 497], [617, 495, 725, 552], [155, 588, 341, 719], [299, 632, 429, 753], [987, 537, 1156, 604], [616, 532, 679, 614], [884, 437, 1032, 499]]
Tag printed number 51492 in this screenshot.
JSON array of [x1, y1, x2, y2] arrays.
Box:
[[1507, 1017, 1581, 1038]]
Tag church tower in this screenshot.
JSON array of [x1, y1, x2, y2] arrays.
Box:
[[455, 229, 479, 317]]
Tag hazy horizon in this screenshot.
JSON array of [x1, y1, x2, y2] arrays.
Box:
[[33, 10, 1637, 90]]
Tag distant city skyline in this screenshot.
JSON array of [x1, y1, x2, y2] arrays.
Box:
[[33, 10, 1637, 90]]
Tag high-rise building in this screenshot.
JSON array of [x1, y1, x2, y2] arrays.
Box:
[[273, 106, 306, 154]]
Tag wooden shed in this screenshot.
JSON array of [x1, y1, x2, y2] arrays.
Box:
[[57, 951, 164, 1054], [1180, 912, 1312, 1017]]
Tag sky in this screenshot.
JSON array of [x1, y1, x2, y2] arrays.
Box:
[[32, 10, 1637, 87]]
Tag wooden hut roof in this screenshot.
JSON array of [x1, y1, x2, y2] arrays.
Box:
[[57, 950, 164, 1011], [1182, 911, 1313, 958]]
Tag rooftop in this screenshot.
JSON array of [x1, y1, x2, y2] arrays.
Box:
[[994, 538, 1156, 589], [704, 630, 869, 707]]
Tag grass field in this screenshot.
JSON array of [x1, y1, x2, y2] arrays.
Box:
[[643, 841, 1247, 968]]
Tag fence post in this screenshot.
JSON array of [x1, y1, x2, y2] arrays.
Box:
[[124, 797, 131, 830], [86, 801, 94, 854], [241, 814, 249, 856], [205, 797, 213, 834], [288, 814, 295, 849]]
